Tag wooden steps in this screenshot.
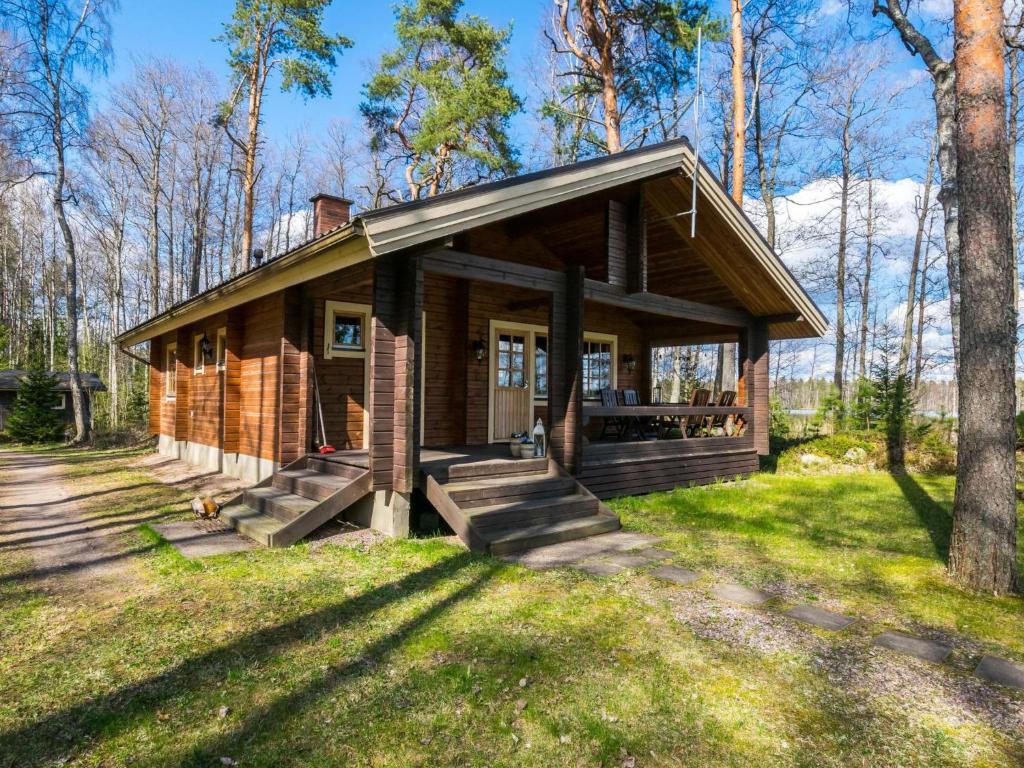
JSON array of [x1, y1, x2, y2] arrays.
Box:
[[221, 454, 372, 547], [422, 456, 620, 554]]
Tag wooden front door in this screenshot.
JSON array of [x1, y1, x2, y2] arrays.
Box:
[[491, 327, 533, 441]]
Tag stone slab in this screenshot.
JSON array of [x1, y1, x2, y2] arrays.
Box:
[[975, 655, 1024, 689], [501, 531, 662, 570], [651, 564, 702, 586], [604, 552, 656, 569], [152, 520, 256, 558], [575, 559, 627, 577], [636, 547, 675, 561], [783, 604, 856, 632], [711, 583, 773, 606], [872, 631, 952, 664]]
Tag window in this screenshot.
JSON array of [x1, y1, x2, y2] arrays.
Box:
[[193, 335, 205, 375], [165, 343, 177, 398], [52, 393, 66, 410], [496, 333, 526, 388], [582, 339, 613, 398], [215, 328, 227, 371], [324, 301, 371, 359], [534, 335, 548, 399]]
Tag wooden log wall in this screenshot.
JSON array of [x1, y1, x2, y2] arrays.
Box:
[[370, 256, 398, 490]]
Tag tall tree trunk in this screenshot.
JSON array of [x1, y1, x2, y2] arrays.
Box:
[[858, 172, 875, 380], [148, 151, 161, 315], [51, 112, 89, 443], [833, 118, 851, 400], [730, 0, 744, 205], [914, 219, 935, 390], [948, 0, 1018, 595], [1009, 46, 1020, 338], [934, 72, 963, 376], [900, 141, 936, 377]]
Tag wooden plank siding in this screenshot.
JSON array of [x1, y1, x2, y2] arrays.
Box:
[[606, 201, 627, 288], [307, 263, 373, 451], [148, 335, 164, 436], [238, 294, 284, 462], [223, 311, 243, 454], [392, 256, 422, 493], [278, 286, 307, 464]]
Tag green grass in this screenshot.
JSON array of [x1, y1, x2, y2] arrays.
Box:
[[1, 447, 1022, 767]]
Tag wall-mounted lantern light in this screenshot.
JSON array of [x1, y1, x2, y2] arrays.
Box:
[[472, 338, 487, 363], [199, 333, 214, 360], [622, 353, 636, 375]]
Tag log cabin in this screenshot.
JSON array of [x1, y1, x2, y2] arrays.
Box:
[[117, 139, 826, 553]]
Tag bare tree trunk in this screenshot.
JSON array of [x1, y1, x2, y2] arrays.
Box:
[[858, 172, 874, 380], [914, 219, 936, 390], [730, 0, 744, 205], [51, 114, 89, 442], [1009, 46, 1020, 338], [948, 0, 1018, 595], [833, 117, 851, 400], [900, 141, 936, 377]]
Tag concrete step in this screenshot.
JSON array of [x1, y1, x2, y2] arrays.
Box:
[[442, 471, 576, 508], [486, 512, 621, 555], [273, 468, 351, 501], [465, 493, 598, 531], [221, 503, 285, 547], [243, 487, 318, 523], [306, 458, 367, 480]]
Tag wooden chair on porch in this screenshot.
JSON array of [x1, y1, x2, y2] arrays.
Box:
[[621, 388, 652, 441], [598, 387, 626, 440], [705, 390, 736, 435], [682, 388, 712, 438]]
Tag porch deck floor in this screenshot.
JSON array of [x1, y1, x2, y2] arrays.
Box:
[[420, 444, 521, 476], [306, 449, 370, 469]]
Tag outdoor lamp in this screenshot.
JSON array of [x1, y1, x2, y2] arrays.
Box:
[[622, 353, 636, 374], [472, 338, 487, 363], [199, 333, 213, 360]]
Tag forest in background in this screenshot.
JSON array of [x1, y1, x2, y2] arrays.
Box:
[[1, 0, 1022, 429]]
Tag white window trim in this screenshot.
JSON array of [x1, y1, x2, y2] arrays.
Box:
[[323, 300, 371, 359], [52, 392, 66, 410], [581, 331, 618, 401], [165, 342, 178, 400], [215, 327, 227, 372], [193, 334, 205, 376]]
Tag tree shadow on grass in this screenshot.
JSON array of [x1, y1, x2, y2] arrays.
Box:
[[891, 472, 952, 561], [0, 551, 489, 768]]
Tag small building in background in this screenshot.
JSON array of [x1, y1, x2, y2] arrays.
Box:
[[0, 370, 107, 432]]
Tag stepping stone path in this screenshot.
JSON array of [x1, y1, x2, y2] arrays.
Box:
[[513, 532, 1022, 696], [783, 604, 856, 632], [651, 564, 702, 586], [636, 547, 675, 561], [974, 655, 1024, 689], [711, 582, 773, 606], [873, 631, 952, 664], [151, 520, 255, 558], [604, 552, 657, 569], [577, 560, 627, 577]]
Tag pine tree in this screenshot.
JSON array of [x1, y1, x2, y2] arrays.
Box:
[[5, 370, 66, 443]]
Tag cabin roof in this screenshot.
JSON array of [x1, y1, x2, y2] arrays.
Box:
[[117, 139, 826, 348], [0, 370, 107, 392]]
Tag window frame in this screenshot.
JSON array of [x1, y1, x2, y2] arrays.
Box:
[[581, 332, 617, 401], [215, 327, 227, 372], [165, 342, 178, 399], [323, 300, 372, 359], [193, 334, 205, 376], [52, 392, 66, 410]]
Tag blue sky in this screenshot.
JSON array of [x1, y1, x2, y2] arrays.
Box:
[[106, 0, 552, 146]]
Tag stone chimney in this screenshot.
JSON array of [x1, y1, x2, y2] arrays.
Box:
[[310, 193, 352, 238]]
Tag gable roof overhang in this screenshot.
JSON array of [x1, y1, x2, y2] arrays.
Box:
[[117, 138, 826, 349]]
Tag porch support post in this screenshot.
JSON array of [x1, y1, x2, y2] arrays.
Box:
[[393, 255, 423, 494], [739, 318, 770, 456], [626, 189, 647, 294], [550, 266, 585, 474], [369, 255, 398, 492]]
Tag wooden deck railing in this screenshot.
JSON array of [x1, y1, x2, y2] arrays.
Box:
[[582, 405, 753, 418]]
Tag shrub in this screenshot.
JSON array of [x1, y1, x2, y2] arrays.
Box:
[[776, 432, 881, 473], [4, 369, 66, 444]]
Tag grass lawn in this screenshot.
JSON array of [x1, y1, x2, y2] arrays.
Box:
[[1, 448, 1022, 767]]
